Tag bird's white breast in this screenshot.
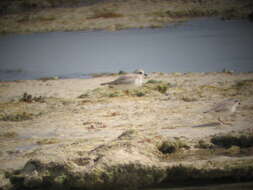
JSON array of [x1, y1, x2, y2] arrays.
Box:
[[230, 103, 238, 113]]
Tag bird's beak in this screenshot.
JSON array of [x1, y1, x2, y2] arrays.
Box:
[[144, 73, 148, 77]]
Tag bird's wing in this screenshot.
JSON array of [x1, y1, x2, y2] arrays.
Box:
[[108, 75, 136, 85], [212, 103, 228, 112], [204, 101, 227, 113]]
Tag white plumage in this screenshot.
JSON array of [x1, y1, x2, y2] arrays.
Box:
[[101, 69, 146, 89]]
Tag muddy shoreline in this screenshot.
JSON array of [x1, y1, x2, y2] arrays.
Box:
[[0, 72, 253, 189]]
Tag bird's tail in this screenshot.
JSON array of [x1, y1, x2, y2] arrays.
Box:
[[101, 82, 108, 86], [203, 109, 211, 113]]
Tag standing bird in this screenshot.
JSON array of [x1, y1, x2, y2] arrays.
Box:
[[101, 69, 146, 89], [203, 99, 241, 125]]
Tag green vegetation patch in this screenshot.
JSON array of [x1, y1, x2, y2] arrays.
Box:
[[146, 79, 164, 84], [9, 158, 253, 190], [0, 112, 35, 122], [211, 135, 253, 149], [164, 161, 253, 184], [0, 169, 11, 190], [195, 84, 237, 97], [10, 159, 69, 189], [165, 7, 217, 18], [197, 140, 215, 149], [117, 129, 137, 140], [193, 137, 253, 158], [78, 80, 170, 99], [118, 70, 127, 75], [127, 88, 149, 97], [88, 8, 123, 19], [36, 138, 60, 145], [91, 72, 117, 78], [20, 92, 45, 103], [145, 80, 171, 94], [85, 164, 166, 190], [37, 76, 59, 81], [221, 7, 247, 20], [158, 138, 190, 154], [163, 1, 251, 20], [78, 88, 125, 99], [234, 79, 253, 88], [0, 131, 18, 138], [17, 14, 56, 23], [0, 0, 85, 15], [10, 160, 166, 190], [232, 79, 253, 96]]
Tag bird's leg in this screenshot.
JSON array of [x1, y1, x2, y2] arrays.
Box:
[[125, 90, 130, 96], [218, 116, 232, 125], [230, 113, 237, 122]]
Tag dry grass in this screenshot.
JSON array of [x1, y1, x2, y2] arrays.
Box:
[[87, 8, 123, 19]]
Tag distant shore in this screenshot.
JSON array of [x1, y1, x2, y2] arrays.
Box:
[[0, 0, 252, 35]]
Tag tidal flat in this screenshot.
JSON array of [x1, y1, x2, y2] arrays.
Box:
[[0, 72, 253, 189]]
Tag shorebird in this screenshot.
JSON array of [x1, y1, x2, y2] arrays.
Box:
[[101, 69, 146, 89], [203, 99, 241, 125]]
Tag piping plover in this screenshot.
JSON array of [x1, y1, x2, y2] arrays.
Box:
[[204, 99, 240, 113], [101, 69, 146, 89], [204, 99, 240, 125]]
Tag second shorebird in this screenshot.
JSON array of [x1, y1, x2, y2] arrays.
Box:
[[101, 69, 146, 89], [204, 99, 241, 125], [204, 99, 240, 114]]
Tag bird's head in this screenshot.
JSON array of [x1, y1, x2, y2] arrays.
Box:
[[134, 69, 148, 77], [233, 99, 241, 107]]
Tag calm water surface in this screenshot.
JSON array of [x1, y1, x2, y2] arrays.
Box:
[[0, 18, 253, 81]]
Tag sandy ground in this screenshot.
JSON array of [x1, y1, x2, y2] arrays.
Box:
[[0, 72, 253, 189], [1, 72, 253, 168]]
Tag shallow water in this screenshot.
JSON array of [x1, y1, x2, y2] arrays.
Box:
[[0, 18, 253, 81]]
